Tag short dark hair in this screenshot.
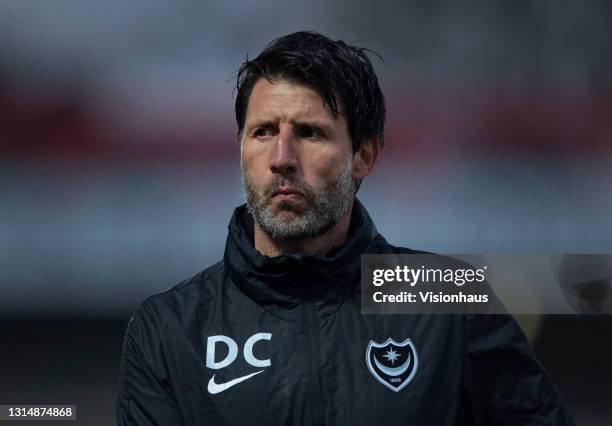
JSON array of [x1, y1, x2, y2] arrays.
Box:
[[235, 31, 385, 152]]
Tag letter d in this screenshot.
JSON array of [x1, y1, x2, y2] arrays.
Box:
[[206, 335, 238, 369]]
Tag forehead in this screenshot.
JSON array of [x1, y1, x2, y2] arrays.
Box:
[[245, 78, 338, 123]]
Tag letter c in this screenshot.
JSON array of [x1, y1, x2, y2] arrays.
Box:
[[243, 333, 272, 367]]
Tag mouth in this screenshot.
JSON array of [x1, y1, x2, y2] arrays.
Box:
[[271, 187, 304, 201]]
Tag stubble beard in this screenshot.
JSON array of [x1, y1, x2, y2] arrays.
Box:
[[242, 156, 355, 242]]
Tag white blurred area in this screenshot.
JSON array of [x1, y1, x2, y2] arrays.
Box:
[[1, 0, 611, 315]]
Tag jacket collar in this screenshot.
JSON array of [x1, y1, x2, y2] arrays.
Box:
[[223, 198, 380, 320]]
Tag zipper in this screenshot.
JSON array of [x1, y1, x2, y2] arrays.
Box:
[[303, 303, 324, 426]]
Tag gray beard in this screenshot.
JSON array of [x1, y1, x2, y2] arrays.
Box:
[[242, 156, 354, 241]]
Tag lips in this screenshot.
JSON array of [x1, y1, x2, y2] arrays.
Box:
[[271, 187, 304, 201], [272, 188, 303, 197]]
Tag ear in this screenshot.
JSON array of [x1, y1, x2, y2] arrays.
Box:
[[352, 136, 381, 181]]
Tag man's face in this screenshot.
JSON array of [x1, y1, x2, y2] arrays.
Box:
[[240, 78, 355, 241]]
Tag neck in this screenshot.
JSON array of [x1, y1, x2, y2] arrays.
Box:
[[254, 202, 354, 257]]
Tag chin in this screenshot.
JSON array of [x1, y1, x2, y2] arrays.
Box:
[[268, 198, 306, 213], [271, 208, 303, 221]]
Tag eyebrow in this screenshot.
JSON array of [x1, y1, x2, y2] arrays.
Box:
[[245, 118, 335, 135]]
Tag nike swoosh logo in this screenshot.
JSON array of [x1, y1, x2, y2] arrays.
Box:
[[207, 370, 265, 394]]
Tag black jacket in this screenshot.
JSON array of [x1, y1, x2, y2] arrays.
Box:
[[117, 200, 574, 425]]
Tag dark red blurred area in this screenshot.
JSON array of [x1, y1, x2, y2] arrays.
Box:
[[2, 84, 611, 162]]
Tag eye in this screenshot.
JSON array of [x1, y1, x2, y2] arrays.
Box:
[[297, 126, 321, 139], [253, 126, 275, 139]]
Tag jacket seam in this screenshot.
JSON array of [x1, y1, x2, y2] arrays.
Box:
[[463, 314, 482, 426], [304, 304, 325, 426]]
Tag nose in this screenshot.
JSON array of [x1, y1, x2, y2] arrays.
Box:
[[269, 127, 298, 176]]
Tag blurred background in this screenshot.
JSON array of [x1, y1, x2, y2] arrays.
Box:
[[1, 0, 611, 424]]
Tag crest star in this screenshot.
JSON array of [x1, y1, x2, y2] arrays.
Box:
[[382, 347, 401, 364]]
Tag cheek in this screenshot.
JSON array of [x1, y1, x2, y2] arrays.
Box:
[[241, 149, 269, 189], [304, 152, 347, 185], [241, 145, 259, 171]]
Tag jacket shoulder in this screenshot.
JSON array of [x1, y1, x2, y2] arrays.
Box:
[[134, 260, 225, 319], [374, 236, 473, 267], [371, 233, 431, 255]]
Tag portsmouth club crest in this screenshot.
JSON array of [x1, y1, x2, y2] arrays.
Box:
[[365, 338, 418, 392]]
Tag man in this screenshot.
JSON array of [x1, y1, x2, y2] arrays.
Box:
[[117, 31, 573, 425]]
